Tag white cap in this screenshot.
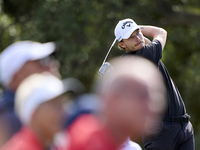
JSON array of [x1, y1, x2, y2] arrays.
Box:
[[114, 18, 139, 42], [15, 72, 67, 125], [0, 41, 56, 87]]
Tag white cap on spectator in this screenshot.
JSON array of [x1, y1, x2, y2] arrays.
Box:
[[114, 18, 139, 42], [15, 72, 68, 125], [0, 41, 56, 87]]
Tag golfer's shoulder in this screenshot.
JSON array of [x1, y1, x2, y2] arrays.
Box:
[[142, 40, 162, 52], [146, 40, 162, 48]]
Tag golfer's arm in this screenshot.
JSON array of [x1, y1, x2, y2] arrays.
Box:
[[144, 36, 151, 45], [139, 25, 167, 50]]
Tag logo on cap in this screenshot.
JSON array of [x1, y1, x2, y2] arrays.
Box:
[[122, 21, 133, 29]]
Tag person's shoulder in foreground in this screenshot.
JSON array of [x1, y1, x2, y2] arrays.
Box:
[[0, 127, 44, 150], [67, 114, 118, 150]]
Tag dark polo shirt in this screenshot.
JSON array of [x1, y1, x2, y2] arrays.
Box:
[[123, 40, 186, 117]]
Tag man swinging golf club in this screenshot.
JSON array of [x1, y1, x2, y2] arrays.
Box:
[[110, 18, 194, 150]]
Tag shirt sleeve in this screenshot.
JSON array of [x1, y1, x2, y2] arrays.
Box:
[[135, 40, 162, 65]]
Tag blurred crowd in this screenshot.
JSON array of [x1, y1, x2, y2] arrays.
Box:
[[0, 41, 166, 150]]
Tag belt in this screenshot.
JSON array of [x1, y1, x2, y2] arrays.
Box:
[[164, 114, 190, 123]]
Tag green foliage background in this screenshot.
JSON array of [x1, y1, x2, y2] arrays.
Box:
[[1, 0, 200, 148]]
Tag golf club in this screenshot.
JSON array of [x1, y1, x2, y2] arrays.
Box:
[[98, 38, 117, 76]]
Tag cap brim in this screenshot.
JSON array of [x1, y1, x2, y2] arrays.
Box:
[[30, 42, 56, 60]]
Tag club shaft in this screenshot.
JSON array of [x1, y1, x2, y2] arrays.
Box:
[[102, 38, 117, 65]]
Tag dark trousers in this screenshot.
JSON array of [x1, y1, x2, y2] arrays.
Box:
[[143, 121, 194, 150]]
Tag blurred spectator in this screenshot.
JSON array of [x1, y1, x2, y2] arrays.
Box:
[[62, 56, 166, 150], [62, 93, 142, 150], [0, 73, 68, 150], [0, 41, 60, 146]]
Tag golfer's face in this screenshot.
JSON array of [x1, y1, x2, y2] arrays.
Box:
[[123, 29, 145, 51]]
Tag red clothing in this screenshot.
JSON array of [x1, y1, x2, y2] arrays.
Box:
[[66, 114, 118, 150], [0, 126, 44, 150]]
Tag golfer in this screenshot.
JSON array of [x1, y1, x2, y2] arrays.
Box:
[[114, 18, 194, 150]]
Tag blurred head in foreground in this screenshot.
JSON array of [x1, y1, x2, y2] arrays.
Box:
[[16, 72, 66, 138], [0, 41, 60, 91], [1, 73, 67, 149], [98, 56, 166, 142]]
